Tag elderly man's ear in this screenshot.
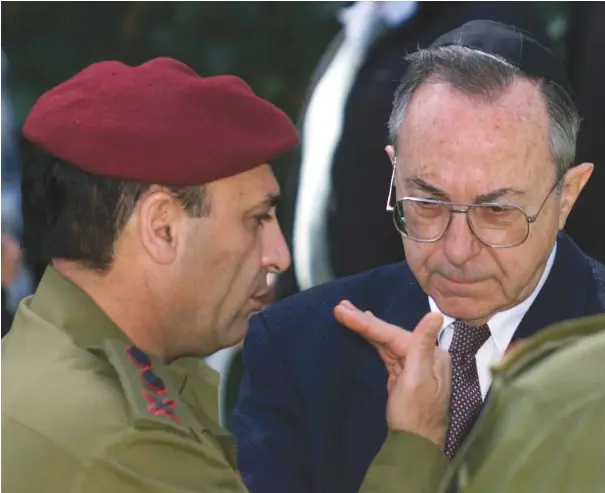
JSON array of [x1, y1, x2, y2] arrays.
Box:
[[559, 162, 594, 230], [385, 145, 396, 166]]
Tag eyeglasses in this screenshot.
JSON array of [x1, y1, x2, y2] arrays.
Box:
[[386, 164, 563, 248]]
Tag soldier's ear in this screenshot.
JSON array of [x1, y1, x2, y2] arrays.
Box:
[[558, 162, 593, 230], [137, 187, 182, 265]]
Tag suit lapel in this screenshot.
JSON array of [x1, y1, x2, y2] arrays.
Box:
[[512, 233, 604, 343], [484, 234, 602, 408]]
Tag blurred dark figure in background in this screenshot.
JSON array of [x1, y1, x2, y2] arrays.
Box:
[[2, 235, 21, 334], [276, 1, 552, 299], [2, 50, 33, 335], [564, 2, 605, 263]]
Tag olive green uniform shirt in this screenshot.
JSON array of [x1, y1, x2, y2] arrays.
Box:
[[361, 313, 605, 493], [2, 267, 246, 492]]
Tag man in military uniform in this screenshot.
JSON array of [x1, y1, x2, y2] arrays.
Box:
[[0, 57, 300, 492], [1, 56, 453, 493], [337, 304, 605, 492]]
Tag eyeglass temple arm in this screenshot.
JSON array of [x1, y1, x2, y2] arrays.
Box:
[[527, 174, 565, 223], [386, 162, 396, 212]]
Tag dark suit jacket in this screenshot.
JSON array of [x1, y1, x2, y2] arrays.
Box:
[[233, 234, 605, 493], [275, 2, 551, 300]]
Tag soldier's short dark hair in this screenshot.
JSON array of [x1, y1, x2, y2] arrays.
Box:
[[21, 140, 208, 272]]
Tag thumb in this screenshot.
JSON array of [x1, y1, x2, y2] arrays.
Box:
[[406, 312, 444, 373]]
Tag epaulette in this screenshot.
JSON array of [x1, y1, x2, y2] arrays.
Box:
[[90, 338, 200, 438], [492, 313, 605, 382]]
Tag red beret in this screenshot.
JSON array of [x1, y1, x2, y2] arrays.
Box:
[[23, 57, 299, 186]]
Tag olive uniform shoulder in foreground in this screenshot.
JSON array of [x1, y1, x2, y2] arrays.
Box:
[[361, 313, 605, 493]]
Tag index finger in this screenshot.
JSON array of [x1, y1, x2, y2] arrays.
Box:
[[334, 300, 412, 359], [405, 312, 444, 375]]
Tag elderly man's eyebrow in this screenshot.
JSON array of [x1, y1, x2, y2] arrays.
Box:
[[407, 178, 450, 200], [407, 178, 525, 203], [474, 188, 525, 203]]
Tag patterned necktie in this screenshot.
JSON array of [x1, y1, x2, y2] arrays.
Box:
[[444, 320, 491, 460]]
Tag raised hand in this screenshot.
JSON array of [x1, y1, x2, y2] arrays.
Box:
[[334, 300, 451, 447]]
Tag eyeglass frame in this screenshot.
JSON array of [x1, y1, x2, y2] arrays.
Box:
[[385, 161, 564, 248]]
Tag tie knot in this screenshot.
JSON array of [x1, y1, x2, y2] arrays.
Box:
[[449, 321, 491, 356]]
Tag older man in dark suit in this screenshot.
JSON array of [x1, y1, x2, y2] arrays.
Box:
[[232, 20, 605, 493]]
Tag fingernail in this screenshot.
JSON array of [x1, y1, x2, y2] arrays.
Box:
[[340, 300, 354, 311]]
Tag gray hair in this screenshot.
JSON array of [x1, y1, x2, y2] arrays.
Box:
[[388, 45, 580, 179]]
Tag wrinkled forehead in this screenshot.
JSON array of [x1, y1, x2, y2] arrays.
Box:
[[395, 80, 553, 186]]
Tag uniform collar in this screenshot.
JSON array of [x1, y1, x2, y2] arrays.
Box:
[[166, 358, 222, 423], [29, 265, 131, 350], [431, 243, 558, 354]]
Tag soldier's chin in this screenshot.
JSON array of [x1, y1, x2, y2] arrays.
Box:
[[222, 308, 262, 349], [233, 317, 253, 343], [248, 296, 264, 313]]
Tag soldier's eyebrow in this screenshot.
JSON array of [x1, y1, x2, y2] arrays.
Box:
[[406, 178, 525, 203], [260, 194, 280, 209], [247, 193, 280, 213]]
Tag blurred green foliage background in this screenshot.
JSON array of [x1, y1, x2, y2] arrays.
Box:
[[2, 1, 347, 183], [3, 2, 347, 122]]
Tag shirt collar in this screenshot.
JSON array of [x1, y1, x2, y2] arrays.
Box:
[[430, 243, 558, 353]]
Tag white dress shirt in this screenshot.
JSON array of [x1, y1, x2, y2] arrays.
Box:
[[430, 243, 557, 399]]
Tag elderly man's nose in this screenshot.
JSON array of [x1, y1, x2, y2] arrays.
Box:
[[442, 213, 481, 267]]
